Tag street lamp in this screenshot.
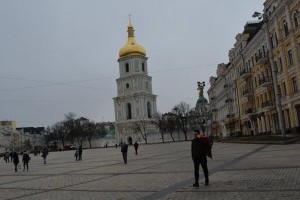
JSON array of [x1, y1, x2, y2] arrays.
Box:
[[252, 11, 285, 138]]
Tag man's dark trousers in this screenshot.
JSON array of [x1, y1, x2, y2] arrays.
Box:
[[193, 159, 208, 184]]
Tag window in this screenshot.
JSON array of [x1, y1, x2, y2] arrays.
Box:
[[288, 50, 294, 66], [274, 32, 278, 45], [125, 63, 129, 72], [286, 109, 291, 128], [147, 102, 151, 118], [142, 62, 145, 71], [274, 61, 278, 73], [145, 81, 148, 89], [283, 82, 287, 96], [278, 84, 282, 97], [294, 12, 299, 28], [292, 77, 298, 92], [270, 35, 274, 48], [283, 21, 289, 36], [126, 83, 129, 89], [126, 103, 132, 119], [279, 57, 283, 72]]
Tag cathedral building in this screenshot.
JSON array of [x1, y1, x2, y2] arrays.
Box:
[[113, 21, 158, 144]]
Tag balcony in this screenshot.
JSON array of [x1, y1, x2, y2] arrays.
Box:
[[225, 98, 233, 103], [240, 69, 251, 80], [258, 76, 272, 88], [255, 52, 268, 65], [261, 100, 274, 110], [226, 114, 235, 119], [242, 89, 254, 97], [244, 108, 256, 116]]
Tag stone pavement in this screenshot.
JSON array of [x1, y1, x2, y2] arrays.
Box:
[[0, 142, 299, 200]]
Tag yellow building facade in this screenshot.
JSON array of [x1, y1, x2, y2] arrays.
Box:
[[209, 0, 300, 136]]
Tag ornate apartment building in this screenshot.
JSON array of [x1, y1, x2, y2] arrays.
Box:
[[208, 0, 300, 137]]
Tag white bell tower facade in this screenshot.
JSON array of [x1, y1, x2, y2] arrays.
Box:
[[113, 21, 158, 144]]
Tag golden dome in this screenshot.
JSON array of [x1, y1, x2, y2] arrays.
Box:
[[119, 21, 146, 58]]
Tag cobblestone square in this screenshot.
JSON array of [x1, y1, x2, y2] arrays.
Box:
[[0, 142, 299, 200]]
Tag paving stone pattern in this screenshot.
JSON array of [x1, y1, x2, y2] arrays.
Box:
[[0, 142, 299, 200]]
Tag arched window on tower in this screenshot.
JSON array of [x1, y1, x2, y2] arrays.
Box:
[[293, 12, 299, 28], [125, 63, 129, 73], [283, 20, 289, 36], [142, 62, 145, 72], [147, 102, 151, 118], [126, 103, 132, 119]]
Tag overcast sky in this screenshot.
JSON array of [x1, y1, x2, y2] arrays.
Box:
[[0, 0, 264, 127]]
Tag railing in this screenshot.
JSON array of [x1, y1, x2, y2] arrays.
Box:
[[240, 69, 251, 78], [242, 89, 253, 96], [255, 52, 268, 63], [226, 114, 235, 118], [258, 76, 272, 86], [245, 108, 254, 114], [261, 100, 273, 108], [225, 98, 233, 103]]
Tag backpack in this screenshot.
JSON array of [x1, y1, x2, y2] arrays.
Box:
[[200, 136, 212, 159]]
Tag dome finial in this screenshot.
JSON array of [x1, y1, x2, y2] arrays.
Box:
[[128, 14, 134, 37]]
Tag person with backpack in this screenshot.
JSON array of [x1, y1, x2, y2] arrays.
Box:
[[191, 129, 211, 187]]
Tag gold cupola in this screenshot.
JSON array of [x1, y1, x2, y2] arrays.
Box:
[[119, 20, 146, 58]]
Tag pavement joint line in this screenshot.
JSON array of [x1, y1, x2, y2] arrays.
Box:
[[175, 188, 300, 193], [141, 144, 269, 200], [221, 166, 300, 171]]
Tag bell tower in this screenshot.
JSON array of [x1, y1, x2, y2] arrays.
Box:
[[113, 20, 158, 143]]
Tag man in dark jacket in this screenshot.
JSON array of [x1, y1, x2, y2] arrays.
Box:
[[12, 152, 19, 172], [121, 143, 128, 164], [22, 151, 30, 171], [191, 129, 210, 187]]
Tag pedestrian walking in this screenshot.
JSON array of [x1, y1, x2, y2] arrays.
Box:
[[42, 148, 48, 164], [74, 148, 79, 161], [191, 129, 211, 187], [10, 152, 13, 162], [121, 142, 128, 164], [133, 141, 139, 155], [78, 145, 82, 161], [4, 152, 10, 163], [12, 152, 19, 172], [22, 151, 30, 171]]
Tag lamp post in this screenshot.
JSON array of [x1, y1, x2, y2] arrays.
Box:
[[252, 12, 285, 138]]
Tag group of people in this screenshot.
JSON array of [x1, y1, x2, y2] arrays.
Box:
[[3, 147, 49, 172], [9, 151, 30, 172], [120, 141, 139, 164], [4, 132, 212, 188]]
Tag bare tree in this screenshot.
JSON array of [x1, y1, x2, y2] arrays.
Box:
[[152, 112, 165, 143], [133, 119, 149, 144], [173, 102, 191, 141], [83, 121, 100, 148]]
